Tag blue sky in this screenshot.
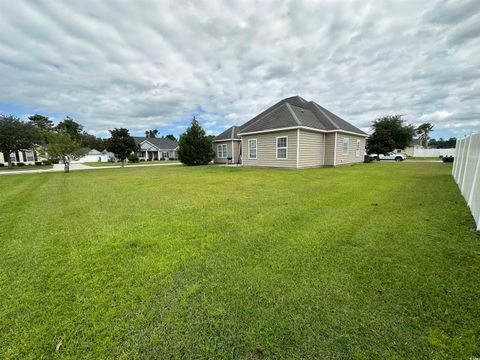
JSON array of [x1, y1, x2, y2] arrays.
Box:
[[1, 0, 479, 140]]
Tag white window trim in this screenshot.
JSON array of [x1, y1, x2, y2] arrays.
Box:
[[355, 139, 361, 157], [248, 139, 257, 159], [25, 150, 35, 162], [343, 137, 350, 156], [217, 144, 227, 159], [276, 136, 288, 160]]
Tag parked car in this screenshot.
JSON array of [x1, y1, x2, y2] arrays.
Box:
[[375, 152, 407, 161]]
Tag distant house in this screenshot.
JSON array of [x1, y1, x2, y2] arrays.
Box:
[[71, 149, 116, 163], [213, 96, 367, 168], [133, 137, 179, 160], [0, 150, 39, 165], [401, 138, 424, 157]]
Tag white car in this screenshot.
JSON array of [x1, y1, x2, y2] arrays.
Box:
[[376, 152, 407, 161]]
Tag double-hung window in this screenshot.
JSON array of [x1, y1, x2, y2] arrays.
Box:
[[355, 139, 361, 157], [25, 151, 35, 162], [248, 139, 257, 159], [217, 144, 227, 158], [342, 137, 349, 155], [276, 136, 288, 159]]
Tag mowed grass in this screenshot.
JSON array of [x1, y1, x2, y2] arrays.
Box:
[[83, 160, 179, 167], [0, 163, 479, 359], [0, 165, 53, 171]]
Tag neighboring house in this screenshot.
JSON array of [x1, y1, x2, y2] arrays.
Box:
[[71, 149, 116, 163], [133, 137, 179, 160], [401, 138, 424, 157], [0, 150, 40, 165], [213, 96, 367, 168]]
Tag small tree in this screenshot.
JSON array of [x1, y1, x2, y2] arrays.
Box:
[[0, 115, 42, 168], [106, 128, 138, 167], [145, 129, 159, 138], [416, 123, 434, 148], [366, 115, 415, 155], [41, 132, 88, 173], [178, 117, 214, 166]]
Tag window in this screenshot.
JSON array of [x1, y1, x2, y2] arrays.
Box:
[[25, 151, 35, 162], [9, 152, 16, 162], [217, 144, 227, 158], [342, 137, 349, 155], [248, 139, 257, 159], [355, 139, 361, 157], [276, 136, 288, 159]]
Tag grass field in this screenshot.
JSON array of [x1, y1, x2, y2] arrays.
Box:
[[407, 157, 442, 161], [83, 160, 179, 167], [0, 164, 53, 171], [0, 163, 479, 358]]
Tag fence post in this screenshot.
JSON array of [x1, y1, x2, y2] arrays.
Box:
[[452, 138, 460, 178], [454, 138, 465, 183], [461, 135, 473, 196]]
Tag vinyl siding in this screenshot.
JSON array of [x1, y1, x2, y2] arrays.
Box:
[[335, 133, 366, 165], [242, 130, 297, 168], [324, 133, 336, 166], [298, 130, 325, 168], [213, 140, 240, 164]]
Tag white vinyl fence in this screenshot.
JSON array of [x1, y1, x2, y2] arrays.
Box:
[[452, 133, 480, 230], [413, 148, 455, 157]]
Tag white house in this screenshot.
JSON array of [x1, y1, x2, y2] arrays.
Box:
[[0, 150, 39, 165], [71, 149, 116, 163], [134, 137, 179, 160]]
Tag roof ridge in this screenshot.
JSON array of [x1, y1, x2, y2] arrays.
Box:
[[286, 103, 302, 126], [311, 101, 339, 129]]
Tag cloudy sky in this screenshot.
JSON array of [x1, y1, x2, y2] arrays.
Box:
[[0, 0, 479, 139]]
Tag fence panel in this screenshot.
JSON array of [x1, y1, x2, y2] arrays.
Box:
[[413, 148, 455, 157], [452, 133, 480, 230]]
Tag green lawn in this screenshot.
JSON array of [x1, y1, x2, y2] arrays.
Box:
[[407, 157, 442, 161], [0, 164, 53, 171], [83, 160, 179, 167], [0, 163, 479, 358]]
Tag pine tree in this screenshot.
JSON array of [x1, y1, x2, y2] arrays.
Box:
[[178, 117, 214, 166]]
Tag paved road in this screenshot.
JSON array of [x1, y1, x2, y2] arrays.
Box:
[[0, 162, 182, 176]]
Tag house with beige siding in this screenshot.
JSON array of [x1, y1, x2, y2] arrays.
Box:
[[213, 96, 367, 168]]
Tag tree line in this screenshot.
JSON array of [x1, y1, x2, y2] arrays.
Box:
[[366, 115, 455, 155], [0, 114, 215, 172]]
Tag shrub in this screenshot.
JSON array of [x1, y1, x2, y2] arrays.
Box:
[[168, 157, 175, 161], [139, 158, 146, 162], [42, 160, 53, 165], [160, 157, 165, 161], [17, 162, 25, 166], [128, 153, 139, 163], [0, 163, 4, 167], [35, 161, 42, 166], [442, 156, 454, 163]]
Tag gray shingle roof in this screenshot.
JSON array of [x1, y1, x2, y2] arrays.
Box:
[[237, 96, 367, 135], [133, 137, 178, 149], [214, 126, 240, 141]]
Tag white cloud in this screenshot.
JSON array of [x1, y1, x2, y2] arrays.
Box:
[[0, 0, 479, 137]]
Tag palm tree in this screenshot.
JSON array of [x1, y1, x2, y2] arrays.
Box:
[[145, 129, 159, 138], [416, 123, 434, 148]]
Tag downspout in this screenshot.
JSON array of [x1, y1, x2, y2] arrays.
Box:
[[296, 128, 300, 168], [333, 132, 337, 166]]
